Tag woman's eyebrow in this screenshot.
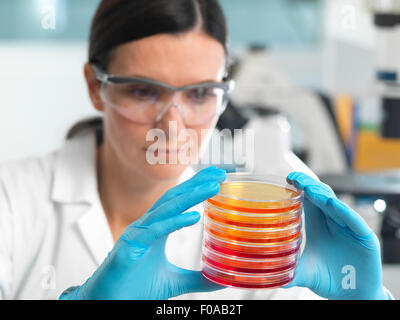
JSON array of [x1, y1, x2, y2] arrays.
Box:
[[118, 73, 157, 81]]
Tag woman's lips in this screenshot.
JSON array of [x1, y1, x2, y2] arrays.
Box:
[[144, 147, 183, 157], [144, 147, 179, 152], [144, 145, 184, 152], [143, 145, 195, 164]]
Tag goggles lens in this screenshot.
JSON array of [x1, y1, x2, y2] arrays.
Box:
[[99, 79, 231, 125]]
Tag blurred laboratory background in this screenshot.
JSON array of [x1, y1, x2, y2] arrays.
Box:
[[1, 0, 400, 298]]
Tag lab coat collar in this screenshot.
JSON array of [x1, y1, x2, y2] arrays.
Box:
[[51, 130, 98, 204], [51, 130, 114, 266]]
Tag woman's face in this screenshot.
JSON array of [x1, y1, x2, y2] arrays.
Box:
[[88, 31, 226, 180]]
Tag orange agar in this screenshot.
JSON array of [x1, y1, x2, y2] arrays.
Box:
[[201, 176, 303, 289]]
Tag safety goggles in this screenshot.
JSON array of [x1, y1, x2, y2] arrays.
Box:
[[92, 64, 235, 126]]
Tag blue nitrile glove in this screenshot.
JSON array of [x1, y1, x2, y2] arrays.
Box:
[[284, 172, 390, 300], [59, 166, 226, 300]]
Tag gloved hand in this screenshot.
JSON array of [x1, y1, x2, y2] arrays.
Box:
[[284, 172, 390, 300], [59, 166, 226, 300]]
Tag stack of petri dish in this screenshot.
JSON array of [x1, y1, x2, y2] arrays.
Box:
[[201, 173, 304, 289]]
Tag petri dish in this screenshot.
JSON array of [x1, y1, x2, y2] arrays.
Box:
[[208, 173, 303, 213], [203, 231, 302, 258], [202, 261, 296, 289], [204, 200, 301, 228], [202, 246, 299, 274], [201, 173, 303, 289], [211, 173, 303, 214], [204, 216, 302, 243]]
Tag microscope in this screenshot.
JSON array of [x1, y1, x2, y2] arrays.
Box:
[[373, 0, 400, 138]]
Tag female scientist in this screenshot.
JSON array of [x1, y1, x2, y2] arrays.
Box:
[[0, 0, 391, 300]]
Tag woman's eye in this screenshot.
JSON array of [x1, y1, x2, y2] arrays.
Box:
[[188, 88, 215, 103], [126, 85, 159, 100]]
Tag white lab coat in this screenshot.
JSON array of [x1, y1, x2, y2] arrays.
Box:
[[0, 128, 322, 300]]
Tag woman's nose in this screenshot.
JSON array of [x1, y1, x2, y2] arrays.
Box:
[[155, 89, 186, 121], [154, 101, 187, 138]]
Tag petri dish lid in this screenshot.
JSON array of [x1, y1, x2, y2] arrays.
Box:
[[203, 245, 299, 263], [204, 199, 301, 218], [209, 173, 303, 212], [204, 229, 302, 248], [202, 260, 296, 278], [205, 214, 302, 233]]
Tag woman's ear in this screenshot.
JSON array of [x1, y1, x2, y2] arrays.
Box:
[[84, 63, 104, 112]]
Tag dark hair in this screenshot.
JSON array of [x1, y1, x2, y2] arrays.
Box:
[[68, 0, 229, 140], [89, 0, 229, 71]]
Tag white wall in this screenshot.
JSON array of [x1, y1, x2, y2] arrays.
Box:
[[0, 42, 99, 162]]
